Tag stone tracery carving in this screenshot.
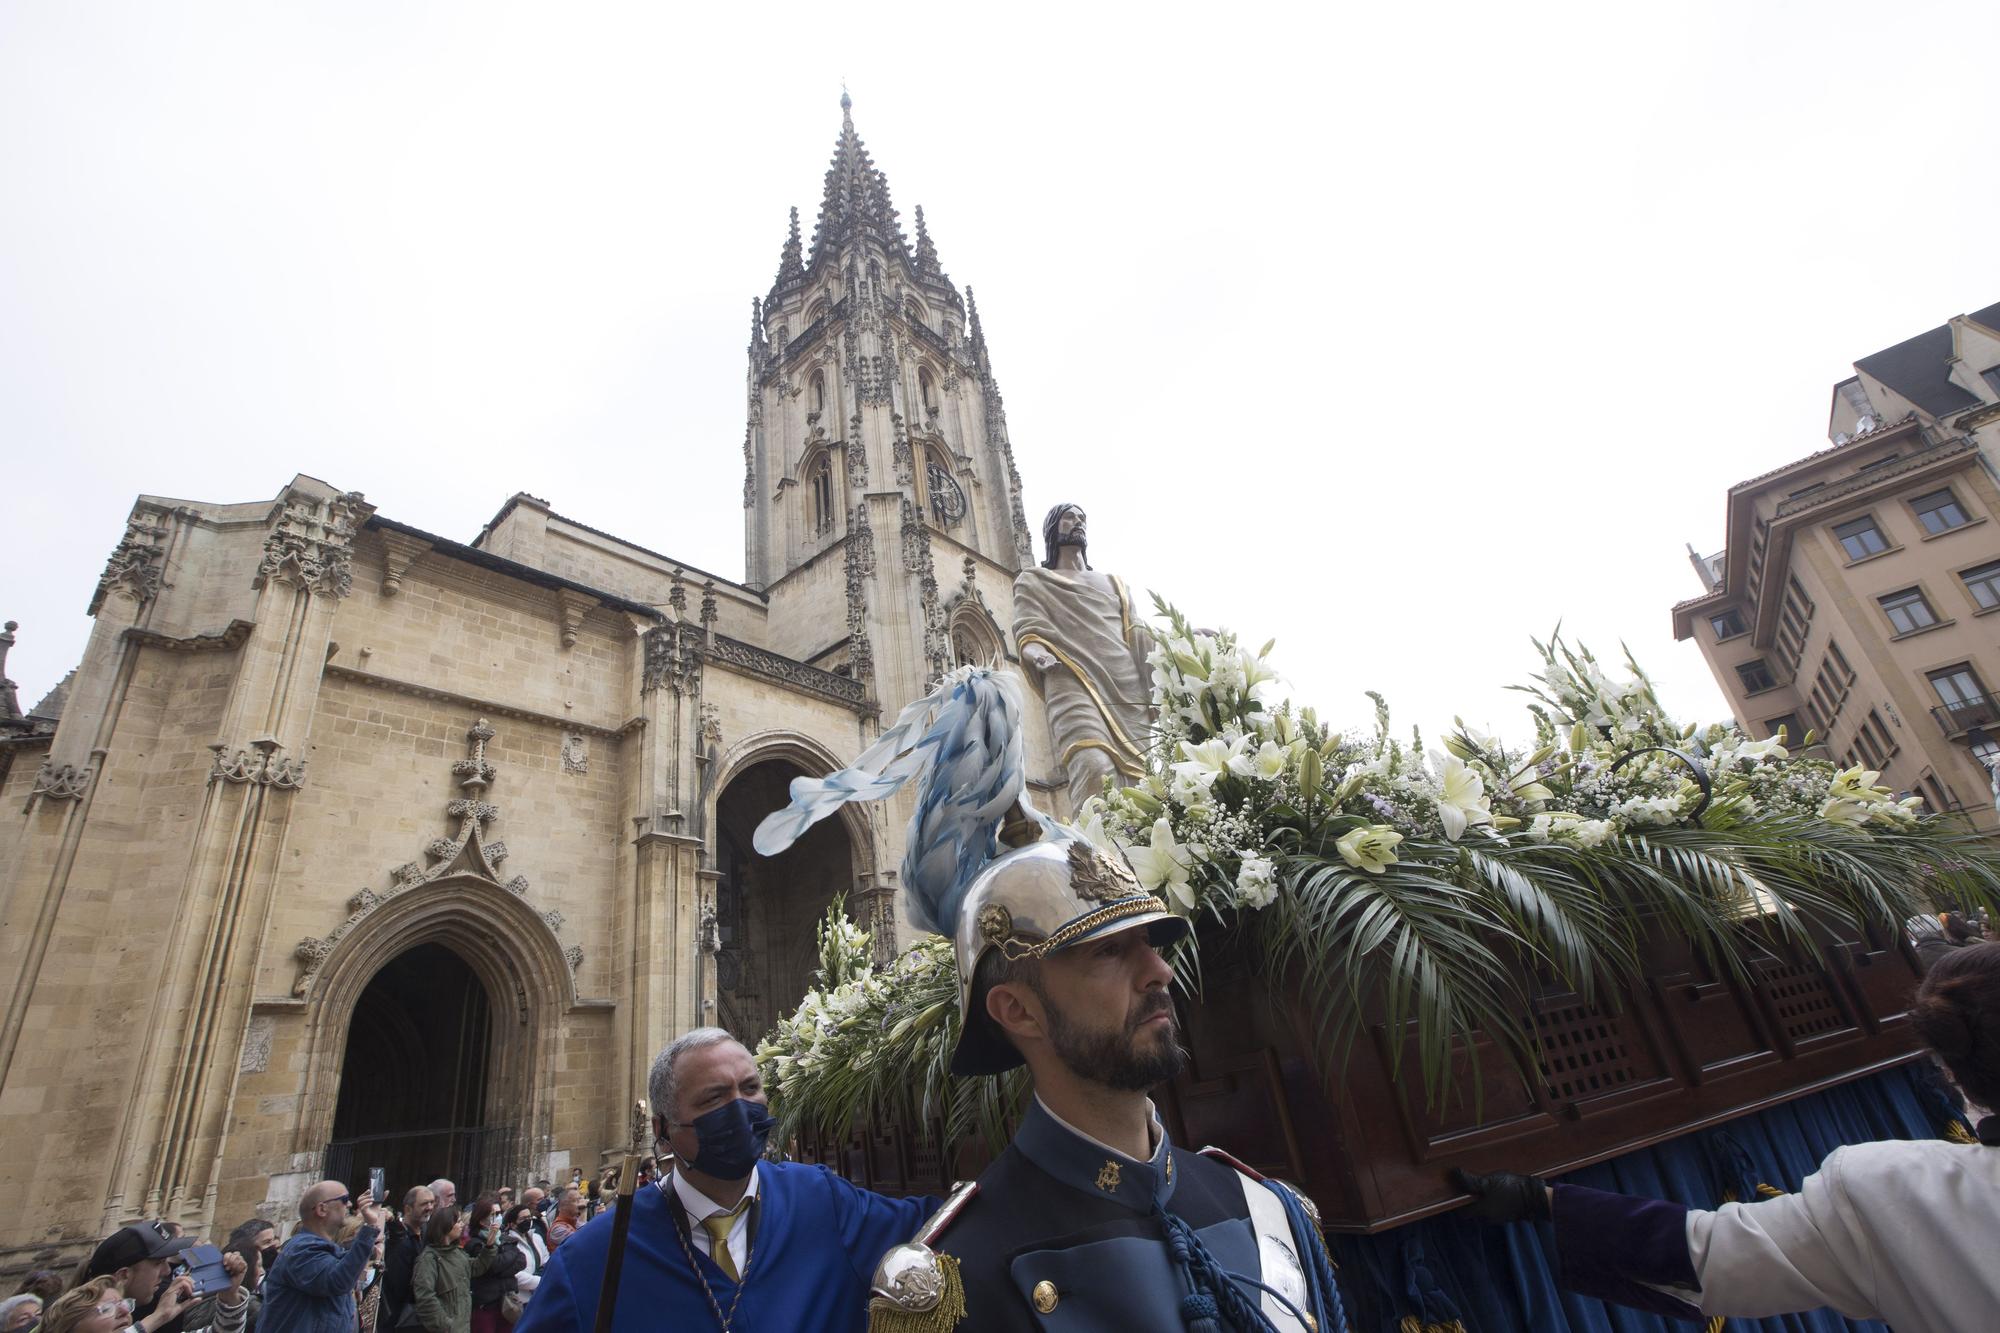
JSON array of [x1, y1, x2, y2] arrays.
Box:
[[291, 718, 581, 994], [844, 502, 877, 684], [91, 513, 170, 615], [900, 500, 952, 687], [208, 738, 308, 791], [29, 760, 93, 803], [256, 488, 372, 599]]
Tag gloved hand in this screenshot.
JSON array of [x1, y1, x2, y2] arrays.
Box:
[[1450, 1167, 1551, 1223]]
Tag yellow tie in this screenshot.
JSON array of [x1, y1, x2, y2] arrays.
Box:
[[699, 1197, 752, 1282]]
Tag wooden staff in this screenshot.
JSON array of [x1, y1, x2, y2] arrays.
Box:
[[593, 1100, 648, 1333]]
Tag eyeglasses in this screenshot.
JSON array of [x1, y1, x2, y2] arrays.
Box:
[[93, 1303, 125, 1317], [324, 1194, 352, 1209]]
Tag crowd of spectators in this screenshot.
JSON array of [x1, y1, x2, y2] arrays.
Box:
[[3, 1166, 613, 1333]]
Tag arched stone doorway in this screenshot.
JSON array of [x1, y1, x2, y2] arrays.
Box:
[[326, 942, 499, 1202], [711, 758, 864, 1045], [291, 877, 578, 1210]]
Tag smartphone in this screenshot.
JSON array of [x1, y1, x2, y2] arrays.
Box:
[[369, 1167, 387, 1207], [179, 1244, 229, 1298]]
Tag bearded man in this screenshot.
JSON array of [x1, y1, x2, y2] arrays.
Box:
[[750, 665, 1342, 1332], [1012, 503, 1154, 812]]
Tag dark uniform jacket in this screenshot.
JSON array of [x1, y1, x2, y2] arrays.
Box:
[[935, 1098, 1323, 1331]]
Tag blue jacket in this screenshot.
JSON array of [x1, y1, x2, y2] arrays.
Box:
[[260, 1224, 380, 1333], [515, 1163, 935, 1333]]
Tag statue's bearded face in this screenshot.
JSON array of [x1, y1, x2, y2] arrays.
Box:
[[1055, 508, 1086, 548]]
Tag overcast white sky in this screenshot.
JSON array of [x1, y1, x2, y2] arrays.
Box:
[[4, 2, 1996, 749]]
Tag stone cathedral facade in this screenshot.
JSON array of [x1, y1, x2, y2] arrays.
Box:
[[0, 96, 1063, 1268]]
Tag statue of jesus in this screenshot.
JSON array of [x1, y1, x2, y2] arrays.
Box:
[[1012, 503, 1155, 811]]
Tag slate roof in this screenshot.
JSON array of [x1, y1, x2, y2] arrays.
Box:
[[1853, 301, 2000, 418]]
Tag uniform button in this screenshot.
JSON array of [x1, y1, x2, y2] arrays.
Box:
[[1031, 1279, 1059, 1314], [1304, 1314, 1317, 1331]]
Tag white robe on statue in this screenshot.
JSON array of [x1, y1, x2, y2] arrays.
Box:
[[1012, 567, 1154, 810]]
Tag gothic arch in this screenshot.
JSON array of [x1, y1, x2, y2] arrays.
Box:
[[705, 730, 876, 877], [289, 877, 576, 1164]]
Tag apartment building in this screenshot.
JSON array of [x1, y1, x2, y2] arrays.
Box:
[[1675, 303, 2000, 825]]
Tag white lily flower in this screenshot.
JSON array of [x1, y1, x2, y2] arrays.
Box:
[[1229, 740, 1293, 781], [1431, 752, 1493, 841], [1173, 735, 1245, 789], [1124, 818, 1198, 913]]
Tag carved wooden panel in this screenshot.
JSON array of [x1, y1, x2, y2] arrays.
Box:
[[1752, 955, 1859, 1056], [1647, 970, 1778, 1086]]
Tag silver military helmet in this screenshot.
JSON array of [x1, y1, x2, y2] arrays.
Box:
[[949, 831, 1190, 1075]]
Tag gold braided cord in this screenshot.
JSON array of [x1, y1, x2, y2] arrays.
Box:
[[1396, 1319, 1467, 1332], [1946, 1119, 1978, 1145], [998, 897, 1171, 960]]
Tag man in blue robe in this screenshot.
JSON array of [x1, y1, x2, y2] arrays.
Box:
[[515, 1028, 937, 1333]]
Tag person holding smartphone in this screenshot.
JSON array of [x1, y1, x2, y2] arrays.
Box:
[[261, 1182, 385, 1333]]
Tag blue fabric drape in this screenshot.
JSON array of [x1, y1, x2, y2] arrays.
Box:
[[1328, 1063, 1961, 1332]]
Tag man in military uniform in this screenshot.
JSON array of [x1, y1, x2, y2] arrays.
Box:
[[752, 665, 1343, 1332], [873, 835, 1340, 1332]]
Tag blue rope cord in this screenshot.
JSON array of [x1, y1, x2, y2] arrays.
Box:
[[1267, 1180, 1349, 1333]]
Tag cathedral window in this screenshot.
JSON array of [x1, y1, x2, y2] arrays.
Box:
[[772, 324, 788, 351], [951, 609, 1000, 667], [808, 299, 830, 325], [906, 297, 928, 329], [919, 368, 939, 413], [810, 372, 825, 415], [925, 449, 967, 527], [809, 455, 836, 535]]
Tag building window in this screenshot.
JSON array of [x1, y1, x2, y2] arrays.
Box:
[[1919, 774, 1954, 813], [919, 368, 939, 413], [1809, 640, 1856, 728], [1982, 366, 2000, 398], [1776, 576, 1814, 672], [1736, 660, 1777, 694], [810, 372, 825, 415], [1832, 515, 1888, 561], [809, 456, 835, 535], [1878, 587, 1939, 635], [1862, 708, 1898, 767], [1928, 664, 1993, 731], [1972, 734, 2000, 772], [1709, 608, 1747, 641], [1961, 559, 2000, 611], [1910, 488, 1969, 535], [1763, 714, 1802, 743]]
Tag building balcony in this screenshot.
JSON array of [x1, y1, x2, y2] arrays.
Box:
[[1931, 692, 2000, 738]]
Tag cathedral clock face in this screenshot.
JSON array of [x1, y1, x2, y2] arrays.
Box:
[[927, 459, 967, 525]]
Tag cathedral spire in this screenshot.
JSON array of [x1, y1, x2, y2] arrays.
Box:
[[912, 204, 943, 279], [967, 285, 990, 371], [774, 206, 804, 285], [808, 90, 904, 266]]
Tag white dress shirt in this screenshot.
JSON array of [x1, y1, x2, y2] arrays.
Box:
[[665, 1163, 762, 1278]]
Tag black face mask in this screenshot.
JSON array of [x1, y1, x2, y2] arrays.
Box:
[[680, 1098, 775, 1180]]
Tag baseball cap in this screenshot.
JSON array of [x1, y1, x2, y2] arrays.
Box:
[[85, 1222, 194, 1278]]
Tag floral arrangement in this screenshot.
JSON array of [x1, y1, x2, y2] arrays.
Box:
[[758, 901, 1022, 1152], [759, 602, 2000, 1136]]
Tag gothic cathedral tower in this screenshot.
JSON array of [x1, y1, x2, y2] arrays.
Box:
[[744, 94, 1036, 720]]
